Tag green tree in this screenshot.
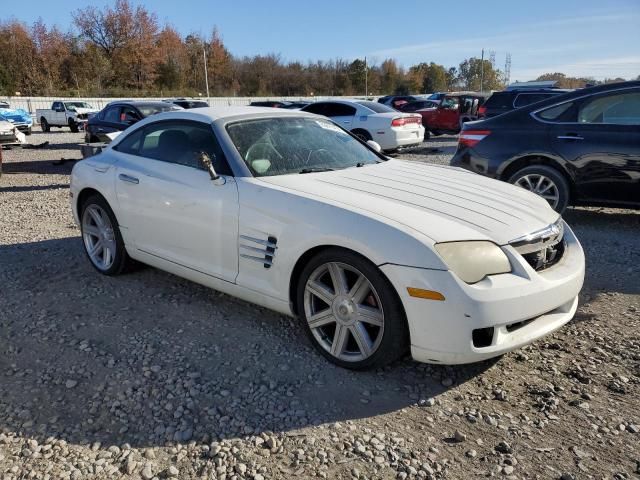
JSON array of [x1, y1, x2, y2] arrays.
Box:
[[458, 57, 503, 91]]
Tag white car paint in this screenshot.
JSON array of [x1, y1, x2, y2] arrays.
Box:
[[301, 100, 425, 151], [70, 107, 585, 365]]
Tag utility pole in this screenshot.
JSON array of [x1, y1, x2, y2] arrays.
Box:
[[480, 48, 485, 92], [203, 47, 210, 101], [364, 56, 368, 97]]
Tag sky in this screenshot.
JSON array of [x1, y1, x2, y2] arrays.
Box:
[[3, 0, 640, 81]]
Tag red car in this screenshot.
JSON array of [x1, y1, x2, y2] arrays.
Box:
[[417, 93, 488, 138]]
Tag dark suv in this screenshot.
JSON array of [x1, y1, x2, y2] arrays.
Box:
[[479, 88, 571, 118], [451, 81, 640, 213]]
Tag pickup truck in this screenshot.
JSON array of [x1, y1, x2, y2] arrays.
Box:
[[36, 101, 99, 133], [416, 92, 489, 137]]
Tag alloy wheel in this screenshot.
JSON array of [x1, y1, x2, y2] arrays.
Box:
[[303, 262, 384, 362], [82, 204, 117, 271], [514, 174, 560, 210]]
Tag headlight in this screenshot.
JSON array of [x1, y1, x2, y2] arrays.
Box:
[[434, 241, 511, 284]]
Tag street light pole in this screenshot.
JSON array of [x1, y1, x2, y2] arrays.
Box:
[[203, 47, 210, 101], [480, 48, 485, 92]]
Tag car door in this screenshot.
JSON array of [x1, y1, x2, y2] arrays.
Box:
[[52, 101, 65, 125], [434, 97, 460, 130], [546, 88, 640, 205], [324, 103, 357, 129], [112, 119, 239, 281]]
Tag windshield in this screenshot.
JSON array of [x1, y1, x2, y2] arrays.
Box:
[[138, 104, 182, 117], [226, 117, 381, 177], [64, 102, 93, 110], [356, 101, 395, 113]]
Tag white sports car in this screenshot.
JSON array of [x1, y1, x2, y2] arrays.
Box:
[[70, 107, 585, 369]]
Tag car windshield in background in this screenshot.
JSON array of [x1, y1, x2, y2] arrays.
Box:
[[65, 102, 94, 110], [356, 101, 395, 113], [226, 117, 381, 177], [139, 104, 181, 117]]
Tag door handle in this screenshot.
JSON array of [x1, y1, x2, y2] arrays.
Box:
[[97, 128, 104, 132], [118, 173, 139, 184], [343, 121, 351, 124], [557, 135, 584, 140]]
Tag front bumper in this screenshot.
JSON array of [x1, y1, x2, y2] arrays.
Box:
[[380, 222, 585, 364]]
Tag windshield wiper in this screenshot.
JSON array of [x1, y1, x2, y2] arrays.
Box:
[[299, 167, 334, 174]]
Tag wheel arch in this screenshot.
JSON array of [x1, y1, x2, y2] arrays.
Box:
[[499, 155, 575, 195], [288, 244, 402, 317], [350, 128, 372, 141]]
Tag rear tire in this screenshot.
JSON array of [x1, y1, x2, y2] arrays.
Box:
[[25, 128, 32, 136], [40, 118, 49, 132], [423, 129, 431, 141], [80, 194, 132, 276], [507, 165, 570, 213], [296, 248, 409, 370], [351, 129, 372, 143], [69, 119, 79, 133], [430, 129, 442, 136]]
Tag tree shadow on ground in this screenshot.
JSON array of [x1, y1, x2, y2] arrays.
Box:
[[1, 159, 77, 175]]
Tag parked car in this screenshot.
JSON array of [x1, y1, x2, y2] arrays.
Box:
[[426, 92, 447, 102], [0, 101, 9, 109], [479, 88, 571, 119], [0, 105, 33, 135], [301, 100, 423, 151], [36, 101, 99, 133], [164, 98, 210, 109], [420, 93, 488, 135], [398, 100, 440, 113], [0, 117, 23, 144], [452, 81, 640, 213], [377, 95, 421, 110], [280, 101, 311, 110], [84, 101, 182, 143], [249, 101, 291, 108], [70, 106, 584, 369]]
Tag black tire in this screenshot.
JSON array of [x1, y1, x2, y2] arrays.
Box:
[[351, 129, 372, 143], [507, 164, 570, 213], [80, 194, 132, 276], [295, 247, 409, 370], [69, 120, 79, 133], [430, 129, 443, 136], [423, 129, 431, 141], [25, 127, 32, 136], [40, 118, 49, 132]]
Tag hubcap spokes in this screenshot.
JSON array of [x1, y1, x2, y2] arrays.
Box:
[[516, 174, 559, 209], [304, 262, 384, 362], [82, 205, 116, 270]]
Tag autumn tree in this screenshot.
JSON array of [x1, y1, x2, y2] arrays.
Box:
[[457, 57, 504, 91]]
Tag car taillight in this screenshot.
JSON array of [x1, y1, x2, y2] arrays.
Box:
[[459, 130, 491, 148], [391, 116, 421, 127], [478, 106, 487, 117]]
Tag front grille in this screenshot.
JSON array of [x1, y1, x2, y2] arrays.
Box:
[[510, 219, 565, 272]]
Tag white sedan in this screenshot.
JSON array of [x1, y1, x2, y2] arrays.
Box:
[[70, 107, 585, 369], [301, 100, 424, 151]]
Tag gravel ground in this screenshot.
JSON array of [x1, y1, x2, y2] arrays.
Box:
[[0, 131, 638, 480]]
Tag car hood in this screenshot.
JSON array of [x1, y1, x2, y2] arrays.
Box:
[[259, 159, 559, 245], [72, 107, 99, 115]]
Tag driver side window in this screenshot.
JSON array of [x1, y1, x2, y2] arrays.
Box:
[[118, 121, 232, 175]]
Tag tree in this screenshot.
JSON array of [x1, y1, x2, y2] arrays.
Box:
[[457, 58, 503, 91], [348, 59, 367, 95]]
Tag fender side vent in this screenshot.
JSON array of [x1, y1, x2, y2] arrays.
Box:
[[240, 235, 278, 269]]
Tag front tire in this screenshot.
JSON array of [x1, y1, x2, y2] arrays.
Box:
[[507, 165, 570, 213], [351, 129, 372, 143], [69, 119, 79, 133], [296, 248, 409, 370], [80, 194, 131, 275]]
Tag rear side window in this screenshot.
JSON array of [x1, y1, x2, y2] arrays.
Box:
[[514, 93, 554, 108], [103, 106, 121, 123], [324, 103, 357, 117], [483, 92, 513, 109], [356, 101, 395, 113], [578, 91, 640, 125], [302, 103, 327, 115], [537, 102, 575, 121]]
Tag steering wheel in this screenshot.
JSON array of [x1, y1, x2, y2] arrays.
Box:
[[246, 142, 283, 162], [307, 148, 336, 165]]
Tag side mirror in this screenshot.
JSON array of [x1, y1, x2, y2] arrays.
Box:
[[367, 140, 382, 153], [198, 151, 225, 185]]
